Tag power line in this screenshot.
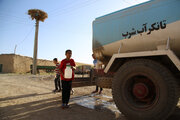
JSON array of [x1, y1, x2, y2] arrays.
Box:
[[49, 0, 100, 18], [39, 0, 100, 30], [0, 18, 33, 26], [18, 25, 35, 45], [122, 0, 143, 5], [49, 0, 99, 16], [0, 11, 27, 20], [0, 11, 32, 26], [48, 0, 89, 15], [14, 25, 34, 54], [0, 14, 27, 22], [123, 0, 132, 5], [48, 0, 81, 14], [40, 0, 101, 29], [0, 15, 31, 23]]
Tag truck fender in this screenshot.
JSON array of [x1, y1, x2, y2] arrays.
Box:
[[104, 49, 180, 73]]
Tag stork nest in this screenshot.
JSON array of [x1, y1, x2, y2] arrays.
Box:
[[28, 9, 48, 22]]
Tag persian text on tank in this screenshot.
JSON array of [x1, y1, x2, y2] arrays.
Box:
[[122, 20, 167, 39]]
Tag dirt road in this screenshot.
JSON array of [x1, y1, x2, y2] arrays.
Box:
[[0, 74, 179, 120]]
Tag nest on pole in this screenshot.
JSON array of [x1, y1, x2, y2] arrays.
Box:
[[28, 9, 48, 22]]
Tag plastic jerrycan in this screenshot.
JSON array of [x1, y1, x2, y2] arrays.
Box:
[[64, 65, 72, 79]]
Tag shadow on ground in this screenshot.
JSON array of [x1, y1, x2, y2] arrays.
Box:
[[0, 92, 52, 102], [0, 93, 123, 120], [0, 93, 179, 120]]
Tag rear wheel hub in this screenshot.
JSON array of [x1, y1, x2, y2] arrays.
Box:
[[133, 83, 149, 99]]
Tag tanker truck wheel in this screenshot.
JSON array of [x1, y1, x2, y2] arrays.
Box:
[[112, 59, 179, 120]]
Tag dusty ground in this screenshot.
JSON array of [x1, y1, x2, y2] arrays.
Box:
[[0, 74, 180, 120]]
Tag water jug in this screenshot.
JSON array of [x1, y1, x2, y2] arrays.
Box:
[[64, 65, 72, 79]]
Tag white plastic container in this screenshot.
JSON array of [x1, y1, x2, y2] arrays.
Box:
[[64, 65, 72, 79]]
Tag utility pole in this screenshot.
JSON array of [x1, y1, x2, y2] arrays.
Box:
[[14, 45, 17, 54], [32, 19, 39, 75], [28, 9, 48, 75]]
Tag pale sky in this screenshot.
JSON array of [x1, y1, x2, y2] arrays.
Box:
[[0, 0, 149, 64]]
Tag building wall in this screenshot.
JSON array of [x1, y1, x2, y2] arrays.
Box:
[[0, 54, 92, 73], [0, 54, 54, 73], [0, 54, 15, 73], [13, 55, 32, 73]]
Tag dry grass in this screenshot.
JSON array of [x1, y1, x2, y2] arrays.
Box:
[[28, 9, 48, 22]]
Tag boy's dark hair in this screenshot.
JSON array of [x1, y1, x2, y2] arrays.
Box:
[[53, 58, 57, 61], [65, 49, 72, 54]]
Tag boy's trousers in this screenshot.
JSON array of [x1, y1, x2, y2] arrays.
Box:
[[62, 80, 72, 104], [54, 74, 61, 90]]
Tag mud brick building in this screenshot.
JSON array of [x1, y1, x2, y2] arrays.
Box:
[[0, 54, 54, 73]]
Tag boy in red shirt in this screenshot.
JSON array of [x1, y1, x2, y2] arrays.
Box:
[[60, 49, 75, 109]]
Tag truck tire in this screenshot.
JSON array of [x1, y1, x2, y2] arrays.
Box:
[[112, 59, 179, 120], [96, 77, 112, 88]]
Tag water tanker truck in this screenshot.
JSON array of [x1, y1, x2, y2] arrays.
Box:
[[92, 0, 180, 119]]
